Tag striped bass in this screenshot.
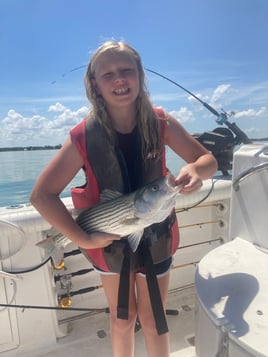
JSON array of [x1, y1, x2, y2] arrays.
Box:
[[37, 174, 181, 266]]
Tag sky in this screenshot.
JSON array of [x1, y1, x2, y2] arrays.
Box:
[[0, 0, 268, 147]]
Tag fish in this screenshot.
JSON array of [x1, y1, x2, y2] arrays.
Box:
[[36, 174, 181, 266]]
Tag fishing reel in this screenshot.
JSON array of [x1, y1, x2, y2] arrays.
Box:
[[193, 111, 251, 176], [193, 127, 235, 176], [145, 69, 252, 176]]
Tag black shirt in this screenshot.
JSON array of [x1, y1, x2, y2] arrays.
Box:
[[115, 126, 140, 191]]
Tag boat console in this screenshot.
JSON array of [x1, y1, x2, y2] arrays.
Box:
[[195, 143, 268, 356]]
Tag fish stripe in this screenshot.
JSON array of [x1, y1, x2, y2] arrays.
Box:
[[76, 199, 135, 233], [37, 175, 179, 264]]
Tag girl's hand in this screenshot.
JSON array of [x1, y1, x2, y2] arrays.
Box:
[[79, 232, 121, 249], [175, 163, 203, 194]]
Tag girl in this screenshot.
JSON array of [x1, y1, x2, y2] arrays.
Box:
[[30, 41, 217, 357]]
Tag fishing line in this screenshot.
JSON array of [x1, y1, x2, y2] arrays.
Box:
[[53, 65, 206, 106], [145, 68, 220, 118], [53, 64, 258, 143], [145, 68, 254, 144], [3, 256, 51, 275], [52, 64, 220, 117], [176, 178, 216, 213], [0, 219, 51, 274]]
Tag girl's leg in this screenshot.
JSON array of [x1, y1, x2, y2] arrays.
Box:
[[136, 272, 170, 357], [101, 273, 137, 357]]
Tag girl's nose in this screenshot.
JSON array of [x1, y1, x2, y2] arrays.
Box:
[[114, 76, 124, 83], [114, 70, 126, 82]]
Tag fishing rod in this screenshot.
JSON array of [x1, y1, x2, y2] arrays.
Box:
[[144, 67, 251, 146], [145, 68, 220, 117], [54, 64, 251, 144], [52, 64, 253, 175], [0, 302, 109, 313], [142, 68, 253, 174]]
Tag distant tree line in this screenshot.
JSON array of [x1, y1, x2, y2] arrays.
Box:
[[0, 145, 62, 152]]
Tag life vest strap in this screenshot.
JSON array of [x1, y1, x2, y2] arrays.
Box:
[[141, 231, 169, 335], [116, 232, 169, 335], [117, 244, 131, 320]]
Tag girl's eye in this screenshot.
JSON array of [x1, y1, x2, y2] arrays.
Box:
[[123, 68, 134, 74], [101, 68, 135, 79], [103, 72, 113, 78]]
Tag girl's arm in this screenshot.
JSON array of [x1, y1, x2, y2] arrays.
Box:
[[164, 114, 218, 194], [30, 137, 119, 248]]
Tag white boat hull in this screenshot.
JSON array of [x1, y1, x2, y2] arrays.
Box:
[[0, 175, 232, 356]]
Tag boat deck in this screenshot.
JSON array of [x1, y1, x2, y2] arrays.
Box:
[[3, 286, 196, 357]]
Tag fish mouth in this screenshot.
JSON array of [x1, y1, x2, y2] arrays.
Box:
[[161, 175, 182, 206], [165, 174, 182, 193]]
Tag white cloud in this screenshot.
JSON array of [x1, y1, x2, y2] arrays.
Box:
[[186, 85, 231, 113], [47, 106, 89, 129], [1, 82, 268, 148], [48, 102, 66, 112], [0, 104, 89, 147], [188, 92, 210, 104], [4, 109, 22, 121], [169, 107, 194, 123], [211, 84, 231, 103], [234, 106, 267, 119]]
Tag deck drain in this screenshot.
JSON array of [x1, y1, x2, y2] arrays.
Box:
[[182, 305, 192, 312], [97, 330, 106, 338], [186, 335, 195, 346]]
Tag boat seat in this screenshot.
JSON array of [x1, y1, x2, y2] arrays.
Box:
[[195, 237, 268, 357]]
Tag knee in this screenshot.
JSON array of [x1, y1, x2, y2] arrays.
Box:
[[138, 310, 159, 335], [109, 307, 137, 333]]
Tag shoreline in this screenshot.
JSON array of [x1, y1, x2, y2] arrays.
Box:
[[0, 145, 62, 152]]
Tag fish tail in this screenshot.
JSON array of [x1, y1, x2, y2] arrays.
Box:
[[36, 235, 64, 267]]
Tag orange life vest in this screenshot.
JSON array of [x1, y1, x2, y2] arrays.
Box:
[[70, 108, 179, 272], [69, 108, 179, 335]]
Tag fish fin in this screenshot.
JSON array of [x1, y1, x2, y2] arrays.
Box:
[[36, 236, 55, 250], [122, 217, 140, 225], [51, 246, 65, 267], [100, 189, 122, 203], [36, 235, 65, 267], [127, 230, 144, 252]]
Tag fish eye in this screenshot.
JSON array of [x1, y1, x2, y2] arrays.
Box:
[[151, 184, 159, 192]]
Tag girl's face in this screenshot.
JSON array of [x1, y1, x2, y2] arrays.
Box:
[[91, 50, 140, 110]]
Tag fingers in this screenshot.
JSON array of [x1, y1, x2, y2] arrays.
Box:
[[175, 164, 203, 194], [179, 179, 203, 194], [102, 235, 121, 248], [81, 232, 122, 249], [102, 239, 114, 247], [175, 174, 203, 194]]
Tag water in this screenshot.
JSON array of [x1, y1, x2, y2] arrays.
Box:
[[0, 148, 184, 207]]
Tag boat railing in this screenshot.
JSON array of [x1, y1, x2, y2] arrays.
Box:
[[233, 162, 268, 191]]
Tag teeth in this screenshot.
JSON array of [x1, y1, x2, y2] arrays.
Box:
[[114, 88, 129, 95]]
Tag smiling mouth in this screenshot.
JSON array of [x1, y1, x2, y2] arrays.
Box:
[[114, 88, 130, 95]]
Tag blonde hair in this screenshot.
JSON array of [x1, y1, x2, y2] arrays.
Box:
[[84, 41, 162, 161]]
